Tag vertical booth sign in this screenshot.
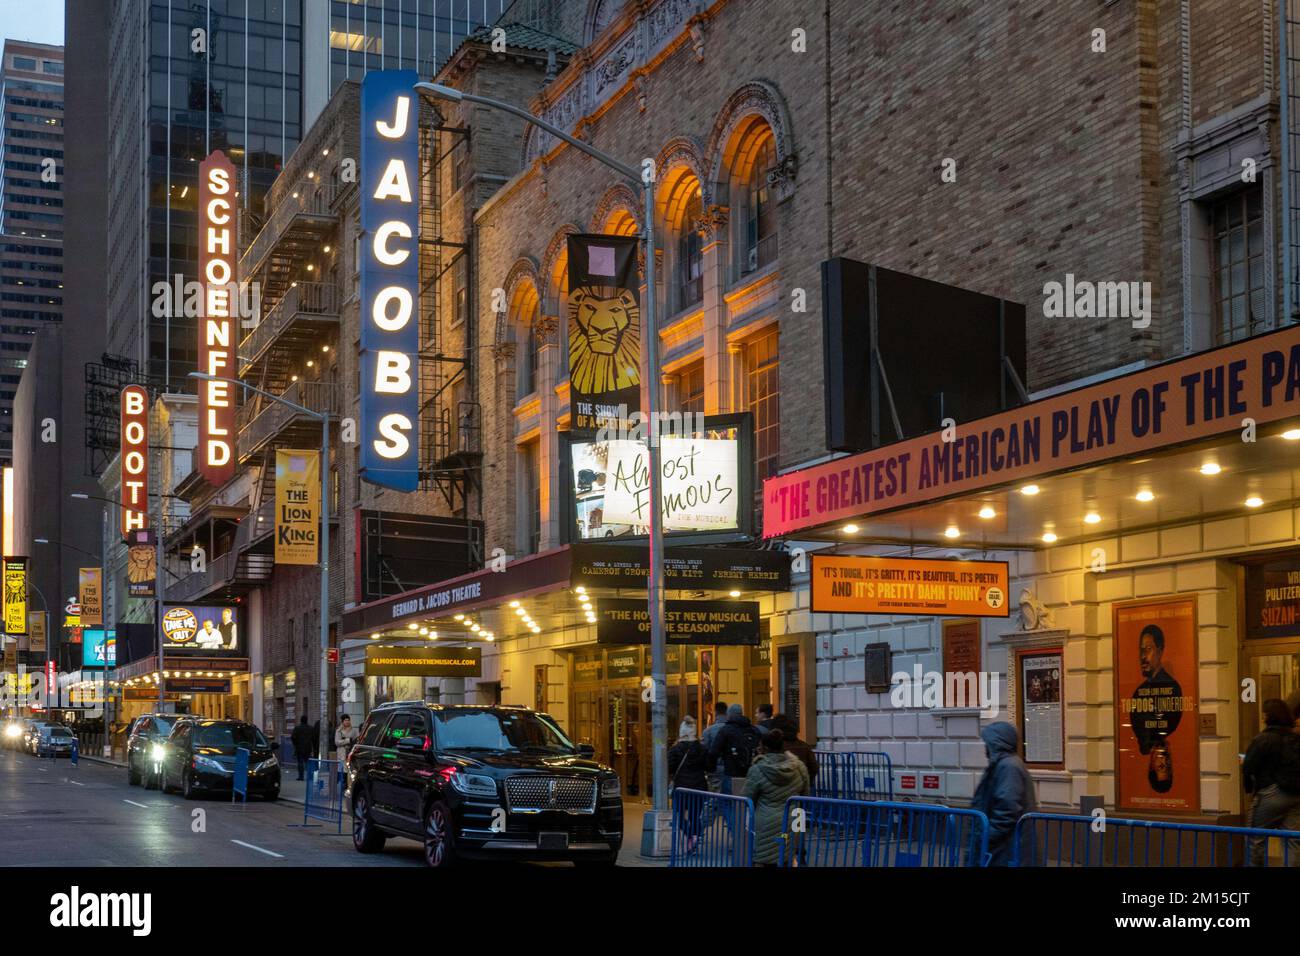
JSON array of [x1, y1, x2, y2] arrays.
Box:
[[199, 149, 237, 486], [359, 70, 420, 491], [120, 385, 149, 536], [566, 233, 641, 437]]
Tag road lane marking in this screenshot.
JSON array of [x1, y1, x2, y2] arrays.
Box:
[[123, 799, 149, 808], [67, 780, 85, 786], [231, 839, 284, 859]]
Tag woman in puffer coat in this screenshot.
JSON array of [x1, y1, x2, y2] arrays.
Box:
[[743, 729, 810, 865]]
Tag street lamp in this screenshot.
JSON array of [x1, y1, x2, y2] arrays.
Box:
[[413, 82, 671, 848], [189, 371, 332, 762]]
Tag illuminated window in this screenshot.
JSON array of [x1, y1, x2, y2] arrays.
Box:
[[522, 441, 541, 554], [679, 361, 704, 416], [677, 191, 704, 310], [742, 135, 778, 276]]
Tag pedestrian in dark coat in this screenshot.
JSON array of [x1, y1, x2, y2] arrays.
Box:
[[1242, 699, 1300, 866], [971, 721, 1037, 866], [769, 713, 818, 786], [708, 703, 764, 793], [290, 715, 314, 781], [668, 716, 709, 792]]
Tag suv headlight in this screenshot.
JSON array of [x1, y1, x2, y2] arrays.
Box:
[[253, 756, 279, 772], [449, 771, 498, 797], [150, 744, 166, 762], [600, 776, 621, 798]]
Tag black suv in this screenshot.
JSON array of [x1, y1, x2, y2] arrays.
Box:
[[347, 703, 622, 867], [126, 713, 180, 789]]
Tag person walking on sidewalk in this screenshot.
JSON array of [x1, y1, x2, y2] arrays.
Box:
[[291, 715, 314, 781], [668, 716, 710, 852], [972, 721, 1038, 866], [1242, 698, 1300, 866], [334, 714, 359, 767], [708, 703, 763, 795], [743, 729, 810, 866]]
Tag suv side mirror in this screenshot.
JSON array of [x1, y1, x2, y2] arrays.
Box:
[[576, 743, 595, 758]]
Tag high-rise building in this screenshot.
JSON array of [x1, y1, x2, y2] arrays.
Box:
[[102, 0, 509, 391], [0, 40, 64, 465]]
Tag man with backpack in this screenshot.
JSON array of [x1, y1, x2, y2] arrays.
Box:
[[1242, 698, 1300, 866], [708, 703, 764, 795]]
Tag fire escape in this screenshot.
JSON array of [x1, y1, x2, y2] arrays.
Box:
[[417, 100, 482, 566]]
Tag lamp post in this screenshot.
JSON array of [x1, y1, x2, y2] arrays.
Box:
[[189, 372, 332, 762], [413, 81, 671, 849]]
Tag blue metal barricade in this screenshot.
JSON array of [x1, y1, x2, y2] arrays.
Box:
[[669, 788, 756, 867], [232, 747, 250, 804], [779, 797, 991, 867], [303, 758, 344, 833], [812, 751, 893, 801], [1012, 812, 1300, 867]]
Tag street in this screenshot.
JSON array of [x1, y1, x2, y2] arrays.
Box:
[[0, 750, 425, 867]]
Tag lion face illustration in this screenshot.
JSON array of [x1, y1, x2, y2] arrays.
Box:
[[568, 284, 641, 396]]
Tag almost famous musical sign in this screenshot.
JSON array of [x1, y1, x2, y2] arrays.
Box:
[[198, 149, 237, 486], [120, 385, 149, 537], [764, 324, 1300, 537], [359, 70, 420, 491]]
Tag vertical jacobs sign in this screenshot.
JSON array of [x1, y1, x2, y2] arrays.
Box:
[[359, 70, 420, 492], [120, 385, 149, 536], [198, 149, 237, 486]]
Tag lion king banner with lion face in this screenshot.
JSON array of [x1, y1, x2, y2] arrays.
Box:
[[567, 233, 641, 436]]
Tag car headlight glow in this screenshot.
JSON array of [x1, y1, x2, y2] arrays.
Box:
[[150, 745, 166, 762], [252, 756, 279, 772], [600, 777, 621, 797], [449, 771, 497, 797], [3, 725, 20, 739]]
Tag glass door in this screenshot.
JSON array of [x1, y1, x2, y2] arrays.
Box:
[[1240, 639, 1300, 861]]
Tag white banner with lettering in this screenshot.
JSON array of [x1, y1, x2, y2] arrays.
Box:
[[601, 437, 739, 531]]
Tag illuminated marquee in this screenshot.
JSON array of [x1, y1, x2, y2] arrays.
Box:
[[199, 149, 237, 486], [359, 70, 420, 491], [120, 385, 149, 536]]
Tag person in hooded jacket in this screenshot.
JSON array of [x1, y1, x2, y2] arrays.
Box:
[[769, 713, 819, 788], [744, 729, 810, 865], [708, 703, 764, 794], [971, 721, 1038, 866]]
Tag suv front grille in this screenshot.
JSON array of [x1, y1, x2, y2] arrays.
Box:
[[505, 776, 597, 814]]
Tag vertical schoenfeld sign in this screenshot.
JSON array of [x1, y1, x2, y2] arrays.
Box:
[[198, 149, 237, 486], [360, 70, 420, 491]]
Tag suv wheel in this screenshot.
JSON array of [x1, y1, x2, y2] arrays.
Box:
[[351, 790, 386, 854], [423, 801, 457, 868], [127, 757, 141, 787]]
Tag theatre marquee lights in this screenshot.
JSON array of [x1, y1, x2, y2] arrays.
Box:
[[199, 149, 237, 486], [120, 385, 149, 536], [359, 70, 420, 492]]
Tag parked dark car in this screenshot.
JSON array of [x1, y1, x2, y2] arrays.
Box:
[[159, 717, 280, 800], [126, 714, 180, 788], [34, 724, 77, 757], [347, 703, 623, 867]]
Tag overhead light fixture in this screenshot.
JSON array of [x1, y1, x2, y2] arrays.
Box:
[[1083, 512, 1101, 525], [1135, 490, 1155, 503], [322, 345, 330, 352], [1245, 496, 1264, 508], [514, 607, 526, 617], [509, 601, 520, 608], [842, 523, 859, 534], [1020, 484, 1040, 496], [1282, 428, 1300, 441], [1041, 531, 1058, 544], [409, 622, 419, 630], [419, 627, 429, 635], [454, 614, 464, 621], [575, 586, 586, 595], [1199, 462, 1221, 476], [944, 526, 960, 539], [323, 244, 331, 253], [728, 590, 741, 598], [977, 506, 995, 520]]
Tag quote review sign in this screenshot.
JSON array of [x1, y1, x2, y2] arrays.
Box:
[[360, 70, 420, 491]]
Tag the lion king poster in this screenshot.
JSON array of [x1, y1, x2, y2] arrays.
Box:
[[567, 233, 641, 436]]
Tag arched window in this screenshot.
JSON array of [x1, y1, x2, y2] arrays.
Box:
[[740, 131, 777, 275], [512, 285, 542, 402], [677, 190, 704, 309]]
